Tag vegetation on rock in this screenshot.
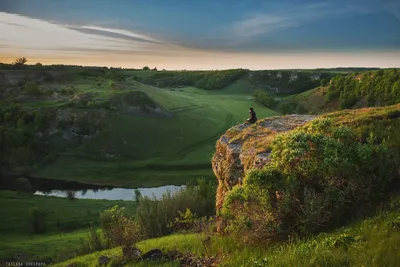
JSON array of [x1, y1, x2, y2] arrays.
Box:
[[220, 104, 400, 243]]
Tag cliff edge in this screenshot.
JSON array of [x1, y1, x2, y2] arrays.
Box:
[[212, 114, 315, 229]]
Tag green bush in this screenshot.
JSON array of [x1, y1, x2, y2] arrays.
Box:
[[326, 88, 340, 101], [252, 90, 277, 108], [100, 205, 143, 259], [135, 178, 216, 238], [222, 115, 400, 243], [277, 100, 297, 114], [66, 191, 76, 200], [24, 81, 43, 96]]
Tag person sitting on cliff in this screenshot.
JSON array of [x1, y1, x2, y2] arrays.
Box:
[[246, 107, 257, 123]]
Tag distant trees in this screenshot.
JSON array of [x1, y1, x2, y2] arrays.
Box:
[[135, 69, 248, 90], [327, 69, 400, 109], [14, 57, 27, 67], [253, 89, 307, 114], [0, 102, 54, 172], [142, 66, 150, 71], [249, 71, 335, 94], [252, 90, 277, 108]]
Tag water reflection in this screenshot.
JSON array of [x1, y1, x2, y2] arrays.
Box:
[[34, 185, 185, 201]]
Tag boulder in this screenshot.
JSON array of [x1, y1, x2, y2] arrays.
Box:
[[212, 114, 316, 231]]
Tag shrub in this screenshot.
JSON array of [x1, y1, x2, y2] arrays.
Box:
[[252, 90, 277, 108], [29, 207, 51, 233], [169, 208, 198, 232], [66, 191, 76, 200], [277, 100, 297, 114], [24, 81, 43, 96], [135, 178, 216, 238], [134, 189, 141, 202], [326, 88, 340, 101], [100, 206, 143, 259]]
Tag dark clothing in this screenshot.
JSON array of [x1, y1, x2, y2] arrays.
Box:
[[248, 110, 257, 123]]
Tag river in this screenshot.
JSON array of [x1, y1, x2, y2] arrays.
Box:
[[0, 175, 185, 201]]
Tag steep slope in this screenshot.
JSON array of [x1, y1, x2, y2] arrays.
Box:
[[248, 70, 335, 94], [282, 69, 400, 114]]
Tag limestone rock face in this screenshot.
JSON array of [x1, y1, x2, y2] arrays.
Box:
[[211, 114, 316, 229]]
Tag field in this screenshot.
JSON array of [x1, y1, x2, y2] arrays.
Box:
[[31, 75, 279, 187], [0, 191, 136, 261]]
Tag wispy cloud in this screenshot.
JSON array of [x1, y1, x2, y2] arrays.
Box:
[[0, 12, 187, 58], [232, 3, 347, 39], [77, 25, 161, 43]]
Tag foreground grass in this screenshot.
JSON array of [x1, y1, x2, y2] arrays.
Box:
[[0, 191, 136, 261], [0, 230, 88, 262], [52, 210, 400, 267]]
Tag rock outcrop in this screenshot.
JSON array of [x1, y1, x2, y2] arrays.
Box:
[[212, 114, 316, 230]]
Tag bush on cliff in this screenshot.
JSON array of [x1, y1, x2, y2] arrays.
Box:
[[222, 105, 400, 243]]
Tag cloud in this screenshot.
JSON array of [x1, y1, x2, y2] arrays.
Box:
[[0, 12, 191, 58], [77, 25, 161, 43], [232, 3, 347, 39]]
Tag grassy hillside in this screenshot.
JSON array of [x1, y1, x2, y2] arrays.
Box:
[[0, 69, 278, 187], [36, 79, 279, 187], [282, 69, 400, 114], [247, 70, 335, 95]]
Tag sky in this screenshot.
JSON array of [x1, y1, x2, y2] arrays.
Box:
[[0, 0, 399, 70]]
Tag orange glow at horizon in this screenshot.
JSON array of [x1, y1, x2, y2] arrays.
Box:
[[1, 51, 400, 70]]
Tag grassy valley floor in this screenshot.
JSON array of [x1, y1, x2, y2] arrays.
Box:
[[0, 191, 136, 262], [31, 79, 278, 187]]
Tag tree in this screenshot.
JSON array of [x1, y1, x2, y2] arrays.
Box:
[[35, 62, 42, 67], [14, 57, 27, 67], [142, 66, 150, 71]]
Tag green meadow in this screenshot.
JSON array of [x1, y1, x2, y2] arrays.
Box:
[[35, 77, 279, 187]]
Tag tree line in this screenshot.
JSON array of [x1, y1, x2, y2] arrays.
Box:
[[327, 69, 400, 109], [134, 69, 248, 90], [0, 103, 54, 173], [248, 70, 334, 94]]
